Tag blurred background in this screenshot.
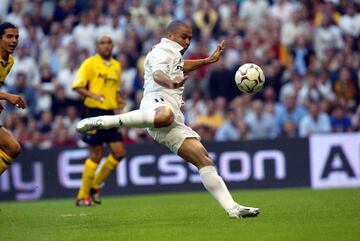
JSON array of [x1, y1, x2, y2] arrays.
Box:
[[0, 0, 359, 149]]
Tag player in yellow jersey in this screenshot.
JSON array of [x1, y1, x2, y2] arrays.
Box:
[[72, 35, 126, 206], [0, 22, 27, 175]]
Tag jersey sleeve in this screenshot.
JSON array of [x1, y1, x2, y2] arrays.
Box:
[[149, 48, 173, 75], [72, 59, 92, 88]]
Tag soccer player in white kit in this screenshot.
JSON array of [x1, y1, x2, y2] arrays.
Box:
[[76, 20, 260, 218]]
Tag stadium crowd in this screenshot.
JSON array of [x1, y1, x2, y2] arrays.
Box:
[[0, 0, 359, 149]]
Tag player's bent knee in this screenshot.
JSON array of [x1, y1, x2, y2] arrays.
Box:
[[6, 141, 21, 158], [89, 152, 103, 163], [154, 108, 174, 127]]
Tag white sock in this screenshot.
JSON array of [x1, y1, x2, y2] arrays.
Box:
[[199, 165, 238, 211], [101, 109, 155, 128]]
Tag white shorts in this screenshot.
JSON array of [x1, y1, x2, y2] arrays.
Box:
[[140, 92, 200, 154]]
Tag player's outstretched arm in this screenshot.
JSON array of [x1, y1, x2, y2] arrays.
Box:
[[183, 40, 225, 73]]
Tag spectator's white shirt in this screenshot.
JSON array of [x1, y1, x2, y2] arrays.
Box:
[[239, 0, 269, 28], [5, 12, 23, 28], [245, 112, 279, 139], [280, 21, 311, 46], [96, 23, 125, 46], [184, 99, 207, 126], [268, 1, 295, 24], [314, 25, 344, 59], [57, 68, 79, 100], [299, 112, 331, 137], [8, 56, 40, 87], [143, 38, 184, 103], [72, 23, 96, 53], [339, 13, 360, 37]]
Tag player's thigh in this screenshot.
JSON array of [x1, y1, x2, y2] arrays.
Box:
[[108, 141, 126, 160], [177, 138, 214, 169], [0, 127, 21, 158], [88, 145, 105, 163]]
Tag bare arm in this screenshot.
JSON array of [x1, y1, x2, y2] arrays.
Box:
[[73, 87, 105, 102], [153, 70, 188, 89], [0, 92, 27, 108], [183, 40, 225, 73]]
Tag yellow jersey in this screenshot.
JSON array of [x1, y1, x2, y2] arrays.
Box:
[[73, 54, 122, 110], [0, 55, 14, 84]]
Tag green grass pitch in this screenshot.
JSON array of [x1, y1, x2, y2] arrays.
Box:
[[1, 188, 359, 241]]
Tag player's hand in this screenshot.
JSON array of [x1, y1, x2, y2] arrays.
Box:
[[93, 94, 105, 103], [173, 75, 189, 88], [6, 93, 27, 109], [206, 40, 225, 64]]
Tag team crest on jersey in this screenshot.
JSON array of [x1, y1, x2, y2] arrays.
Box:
[[0, 60, 7, 67]]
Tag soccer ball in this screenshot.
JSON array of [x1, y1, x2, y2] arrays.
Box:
[[235, 63, 265, 93]]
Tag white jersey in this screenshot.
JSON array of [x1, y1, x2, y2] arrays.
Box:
[[143, 38, 185, 106]]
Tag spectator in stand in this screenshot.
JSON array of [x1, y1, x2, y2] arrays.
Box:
[[56, 57, 80, 102], [6, 72, 37, 114], [239, 0, 269, 28], [275, 89, 307, 131], [207, 57, 237, 101], [330, 105, 353, 133], [268, 0, 295, 25], [299, 101, 331, 137], [314, 13, 344, 60], [192, 0, 220, 40], [194, 99, 224, 131], [279, 71, 304, 103], [39, 34, 68, 73], [184, 89, 207, 126], [279, 120, 298, 138], [38, 110, 53, 134], [338, 3, 360, 37], [290, 35, 315, 76], [72, 11, 97, 54], [280, 10, 311, 48], [51, 85, 75, 116], [5, 1, 24, 27], [7, 44, 40, 87], [333, 67, 357, 111], [51, 126, 77, 147], [245, 99, 279, 140], [62, 105, 80, 138], [298, 72, 326, 107], [215, 108, 240, 142]]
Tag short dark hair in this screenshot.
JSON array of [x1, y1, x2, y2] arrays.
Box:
[[0, 22, 18, 37], [166, 20, 190, 34]]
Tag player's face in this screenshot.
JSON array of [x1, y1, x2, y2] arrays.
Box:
[[97, 36, 113, 59], [169, 26, 192, 54], [0, 28, 19, 54]]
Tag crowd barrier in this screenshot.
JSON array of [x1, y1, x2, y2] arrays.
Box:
[[1, 133, 359, 201]]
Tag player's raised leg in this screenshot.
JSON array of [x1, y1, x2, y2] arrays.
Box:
[[178, 138, 260, 218], [76, 106, 174, 133]]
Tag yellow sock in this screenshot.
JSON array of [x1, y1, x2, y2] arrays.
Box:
[[92, 154, 119, 189], [0, 150, 14, 175], [77, 159, 98, 199]]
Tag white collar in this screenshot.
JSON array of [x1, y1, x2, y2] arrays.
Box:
[[160, 38, 183, 52]]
